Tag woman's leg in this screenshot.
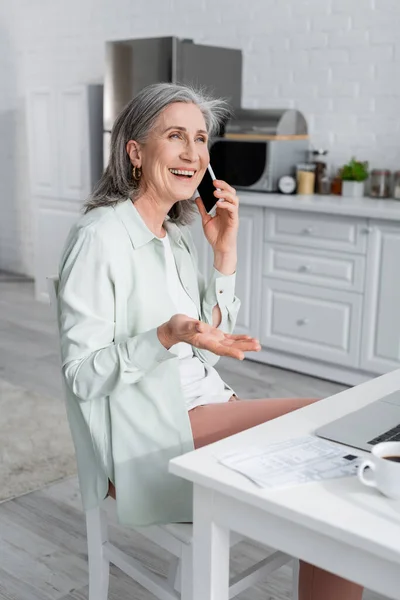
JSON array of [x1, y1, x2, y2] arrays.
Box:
[[298, 561, 363, 600], [189, 396, 318, 449], [189, 397, 363, 600]]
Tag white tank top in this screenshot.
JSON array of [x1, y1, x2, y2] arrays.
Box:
[[159, 232, 233, 411]]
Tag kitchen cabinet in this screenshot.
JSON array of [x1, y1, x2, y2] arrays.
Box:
[[260, 279, 363, 368], [232, 205, 263, 336], [27, 85, 103, 300], [361, 222, 400, 374], [190, 192, 400, 386]]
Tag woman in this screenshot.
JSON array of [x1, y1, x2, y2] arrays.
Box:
[[58, 83, 362, 599]]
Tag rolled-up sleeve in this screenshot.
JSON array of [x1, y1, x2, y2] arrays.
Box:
[[58, 227, 175, 402]]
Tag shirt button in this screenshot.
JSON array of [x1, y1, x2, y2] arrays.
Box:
[[218, 289, 224, 294]]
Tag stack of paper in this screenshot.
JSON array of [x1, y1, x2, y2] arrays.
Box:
[[216, 436, 361, 490]]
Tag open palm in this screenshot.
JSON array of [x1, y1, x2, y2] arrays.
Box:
[[169, 314, 260, 360]]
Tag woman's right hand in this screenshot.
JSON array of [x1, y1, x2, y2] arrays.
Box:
[[157, 314, 261, 360]]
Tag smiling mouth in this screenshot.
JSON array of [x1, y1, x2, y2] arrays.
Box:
[[169, 168, 196, 180]]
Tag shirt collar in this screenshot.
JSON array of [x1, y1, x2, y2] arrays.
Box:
[[113, 199, 183, 249]]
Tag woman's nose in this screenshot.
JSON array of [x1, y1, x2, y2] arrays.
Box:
[[181, 140, 197, 162]]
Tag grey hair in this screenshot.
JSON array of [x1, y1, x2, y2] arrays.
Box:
[[84, 82, 231, 224]]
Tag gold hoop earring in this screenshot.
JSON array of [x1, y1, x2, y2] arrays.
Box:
[[132, 166, 142, 181]]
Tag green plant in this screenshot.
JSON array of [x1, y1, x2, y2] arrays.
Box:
[[340, 157, 369, 182]]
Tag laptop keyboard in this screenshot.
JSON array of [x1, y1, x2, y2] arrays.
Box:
[[368, 423, 400, 445]]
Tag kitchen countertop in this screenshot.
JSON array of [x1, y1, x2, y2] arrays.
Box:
[[238, 191, 400, 222]]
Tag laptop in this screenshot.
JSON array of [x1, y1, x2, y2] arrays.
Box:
[[315, 390, 400, 452]]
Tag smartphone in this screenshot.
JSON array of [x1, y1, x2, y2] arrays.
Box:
[[196, 164, 223, 216]]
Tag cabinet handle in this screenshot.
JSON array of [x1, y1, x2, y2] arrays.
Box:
[[302, 227, 314, 235], [361, 226, 373, 234], [297, 318, 309, 326], [299, 264, 312, 273]]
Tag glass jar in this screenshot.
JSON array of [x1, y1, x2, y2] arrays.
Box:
[[330, 170, 343, 195], [370, 169, 392, 199], [296, 163, 316, 195], [393, 171, 400, 200], [311, 149, 329, 194]]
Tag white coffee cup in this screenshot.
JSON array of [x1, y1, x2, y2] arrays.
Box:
[[358, 441, 400, 499]]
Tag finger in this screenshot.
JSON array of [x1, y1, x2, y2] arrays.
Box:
[[199, 338, 245, 360], [218, 346, 245, 360], [225, 335, 261, 346], [215, 201, 238, 216], [222, 339, 261, 352], [214, 189, 238, 205], [213, 180, 237, 196]]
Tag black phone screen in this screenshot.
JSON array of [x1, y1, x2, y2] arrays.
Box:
[[197, 167, 217, 214]]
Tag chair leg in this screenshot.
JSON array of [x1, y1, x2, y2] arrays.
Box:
[[292, 559, 299, 600], [167, 556, 180, 591], [86, 506, 110, 600], [179, 544, 193, 600]]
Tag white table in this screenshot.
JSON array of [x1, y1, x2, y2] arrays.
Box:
[[169, 369, 400, 600]]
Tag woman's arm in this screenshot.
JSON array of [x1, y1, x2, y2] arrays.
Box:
[[193, 179, 240, 333], [212, 249, 237, 327], [58, 227, 176, 402]]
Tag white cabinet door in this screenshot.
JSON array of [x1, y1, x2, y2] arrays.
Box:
[[28, 85, 103, 202], [58, 85, 103, 201], [361, 222, 400, 374], [235, 205, 263, 336], [260, 279, 362, 367], [33, 198, 80, 301], [28, 85, 103, 300], [58, 87, 90, 201], [27, 89, 59, 197]]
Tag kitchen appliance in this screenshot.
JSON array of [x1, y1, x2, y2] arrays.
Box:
[[209, 108, 310, 192], [103, 36, 242, 166]]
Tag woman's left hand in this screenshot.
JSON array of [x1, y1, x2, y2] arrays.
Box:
[[195, 180, 239, 255]]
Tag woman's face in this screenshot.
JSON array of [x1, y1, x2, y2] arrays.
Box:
[[133, 102, 210, 203]]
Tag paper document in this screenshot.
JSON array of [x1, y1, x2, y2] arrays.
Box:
[[216, 436, 362, 490]]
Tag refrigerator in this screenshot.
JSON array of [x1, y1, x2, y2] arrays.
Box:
[[103, 36, 242, 166]]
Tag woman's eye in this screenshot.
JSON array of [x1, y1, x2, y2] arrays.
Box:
[[169, 133, 181, 139], [196, 136, 207, 143]]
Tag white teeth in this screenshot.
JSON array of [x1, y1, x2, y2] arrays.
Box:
[[169, 169, 195, 177]]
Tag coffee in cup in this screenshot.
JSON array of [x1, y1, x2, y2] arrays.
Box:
[[358, 441, 400, 499], [382, 455, 400, 463]]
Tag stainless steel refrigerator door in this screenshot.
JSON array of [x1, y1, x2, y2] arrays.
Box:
[[176, 42, 242, 109], [104, 37, 175, 131]]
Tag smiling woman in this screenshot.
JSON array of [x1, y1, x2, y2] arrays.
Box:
[[58, 83, 250, 529]]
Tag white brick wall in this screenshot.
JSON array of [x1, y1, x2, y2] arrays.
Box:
[[1, 0, 400, 275]]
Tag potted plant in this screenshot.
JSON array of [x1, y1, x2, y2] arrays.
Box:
[[340, 158, 369, 198]]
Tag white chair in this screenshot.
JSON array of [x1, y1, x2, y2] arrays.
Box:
[[47, 276, 298, 600]]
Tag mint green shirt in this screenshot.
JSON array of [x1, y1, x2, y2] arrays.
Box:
[[57, 199, 240, 526]]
